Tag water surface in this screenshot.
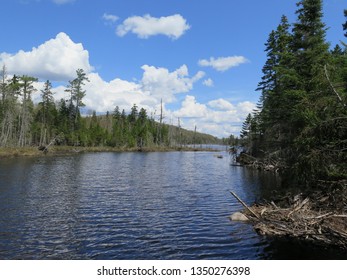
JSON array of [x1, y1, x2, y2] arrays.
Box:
[[0, 151, 344, 259]]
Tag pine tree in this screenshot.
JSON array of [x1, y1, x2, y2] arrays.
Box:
[[37, 80, 56, 145], [18, 75, 37, 147], [65, 69, 89, 132], [0, 66, 17, 146]]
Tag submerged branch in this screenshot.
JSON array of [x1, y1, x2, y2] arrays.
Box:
[[229, 190, 347, 249]]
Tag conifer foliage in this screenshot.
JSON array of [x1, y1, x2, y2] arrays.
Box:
[[0, 68, 218, 149], [241, 0, 347, 186]]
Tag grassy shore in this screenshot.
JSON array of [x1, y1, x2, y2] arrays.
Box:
[[0, 145, 220, 158]]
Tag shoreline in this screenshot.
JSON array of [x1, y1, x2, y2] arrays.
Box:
[[0, 145, 223, 158]]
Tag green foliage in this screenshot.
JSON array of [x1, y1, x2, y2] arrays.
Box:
[[243, 0, 347, 187]]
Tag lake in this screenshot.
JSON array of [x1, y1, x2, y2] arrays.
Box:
[[0, 151, 345, 259]]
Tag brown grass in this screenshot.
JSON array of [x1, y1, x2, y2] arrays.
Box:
[[0, 145, 219, 158]]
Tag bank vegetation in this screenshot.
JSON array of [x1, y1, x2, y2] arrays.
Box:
[[232, 0, 347, 249], [0, 68, 221, 154]]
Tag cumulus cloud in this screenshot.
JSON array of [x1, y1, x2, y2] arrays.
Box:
[[208, 98, 234, 111], [198, 56, 249, 72], [140, 64, 205, 103], [0, 32, 93, 81], [4, 32, 254, 138], [174, 95, 208, 118], [83, 73, 158, 113], [103, 13, 119, 24], [202, 78, 214, 87], [32, 73, 157, 114], [172, 96, 256, 137], [116, 14, 190, 39]]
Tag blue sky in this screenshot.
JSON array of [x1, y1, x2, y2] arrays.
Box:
[[0, 0, 345, 137]]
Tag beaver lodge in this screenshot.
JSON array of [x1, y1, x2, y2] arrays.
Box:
[[230, 185, 347, 250]]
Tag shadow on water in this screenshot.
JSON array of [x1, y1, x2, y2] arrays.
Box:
[[236, 165, 347, 260], [262, 238, 347, 260]]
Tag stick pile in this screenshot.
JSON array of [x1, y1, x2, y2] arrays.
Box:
[[230, 190, 347, 249]]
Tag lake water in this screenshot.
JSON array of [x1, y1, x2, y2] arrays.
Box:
[[0, 151, 345, 259]]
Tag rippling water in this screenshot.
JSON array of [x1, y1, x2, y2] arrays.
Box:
[[0, 151, 345, 259]]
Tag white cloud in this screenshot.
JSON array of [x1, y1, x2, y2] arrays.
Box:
[[172, 97, 256, 137], [52, 0, 75, 4], [116, 14, 190, 39], [198, 56, 249, 72], [202, 78, 214, 87], [83, 73, 157, 113], [103, 13, 119, 24], [0, 32, 93, 81], [174, 95, 208, 118], [32, 73, 158, 114], [236, 101, 256, 115], [140, 64, 205, 103], [5, 32, 254, 138], [208, 98, 234, 111]]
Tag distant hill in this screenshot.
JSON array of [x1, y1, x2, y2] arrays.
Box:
[[166, 124, 223, 146]]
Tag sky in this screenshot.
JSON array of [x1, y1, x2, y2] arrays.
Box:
[[0, 0, 345, 138]]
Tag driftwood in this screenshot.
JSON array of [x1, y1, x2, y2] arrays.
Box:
[[230, 190, 347, 249], [38, 133, 64, 153], [230, 191, 260, 219], [236, 152, 280, 172]]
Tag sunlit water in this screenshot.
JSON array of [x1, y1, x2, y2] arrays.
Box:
[[0, 151, 345, 259]]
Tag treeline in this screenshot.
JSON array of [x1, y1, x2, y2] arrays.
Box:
[[240, 0, 347, 186], [0, 67, 220, 149]]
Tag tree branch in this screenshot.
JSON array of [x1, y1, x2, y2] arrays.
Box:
[[324, 64, 346, 108]]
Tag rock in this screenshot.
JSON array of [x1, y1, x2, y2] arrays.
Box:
[[265, 164, 275, 171], [229, 212, 249, 222]]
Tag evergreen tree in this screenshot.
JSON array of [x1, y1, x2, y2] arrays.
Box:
[[18, 75, 37, 147], [128, 104, 138, 124], [292, 0, 329, 93], [0, 67, 18, 146], [37, 80, 56, 145], [88, 111, 105, 146], [243, 1, 346, 186], [256, 15, 298, 153], [240, 114, 251, 139], [65, 69, 89, 132]]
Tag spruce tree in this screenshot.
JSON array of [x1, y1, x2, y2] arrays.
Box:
[[38, 80, 56, 145], [18, 75, 38, 147], [292, 0, 329, 93], [256, 15, 297, 152]]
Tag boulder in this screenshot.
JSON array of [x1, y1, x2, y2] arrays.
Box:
[[229, 212, 249, 222]]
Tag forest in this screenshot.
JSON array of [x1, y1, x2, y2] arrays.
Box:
[[239, 0, 347, 188], [0, 68, 221, 151]]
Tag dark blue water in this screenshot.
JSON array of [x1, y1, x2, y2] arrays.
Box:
[[0, 151, 345, 259]]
